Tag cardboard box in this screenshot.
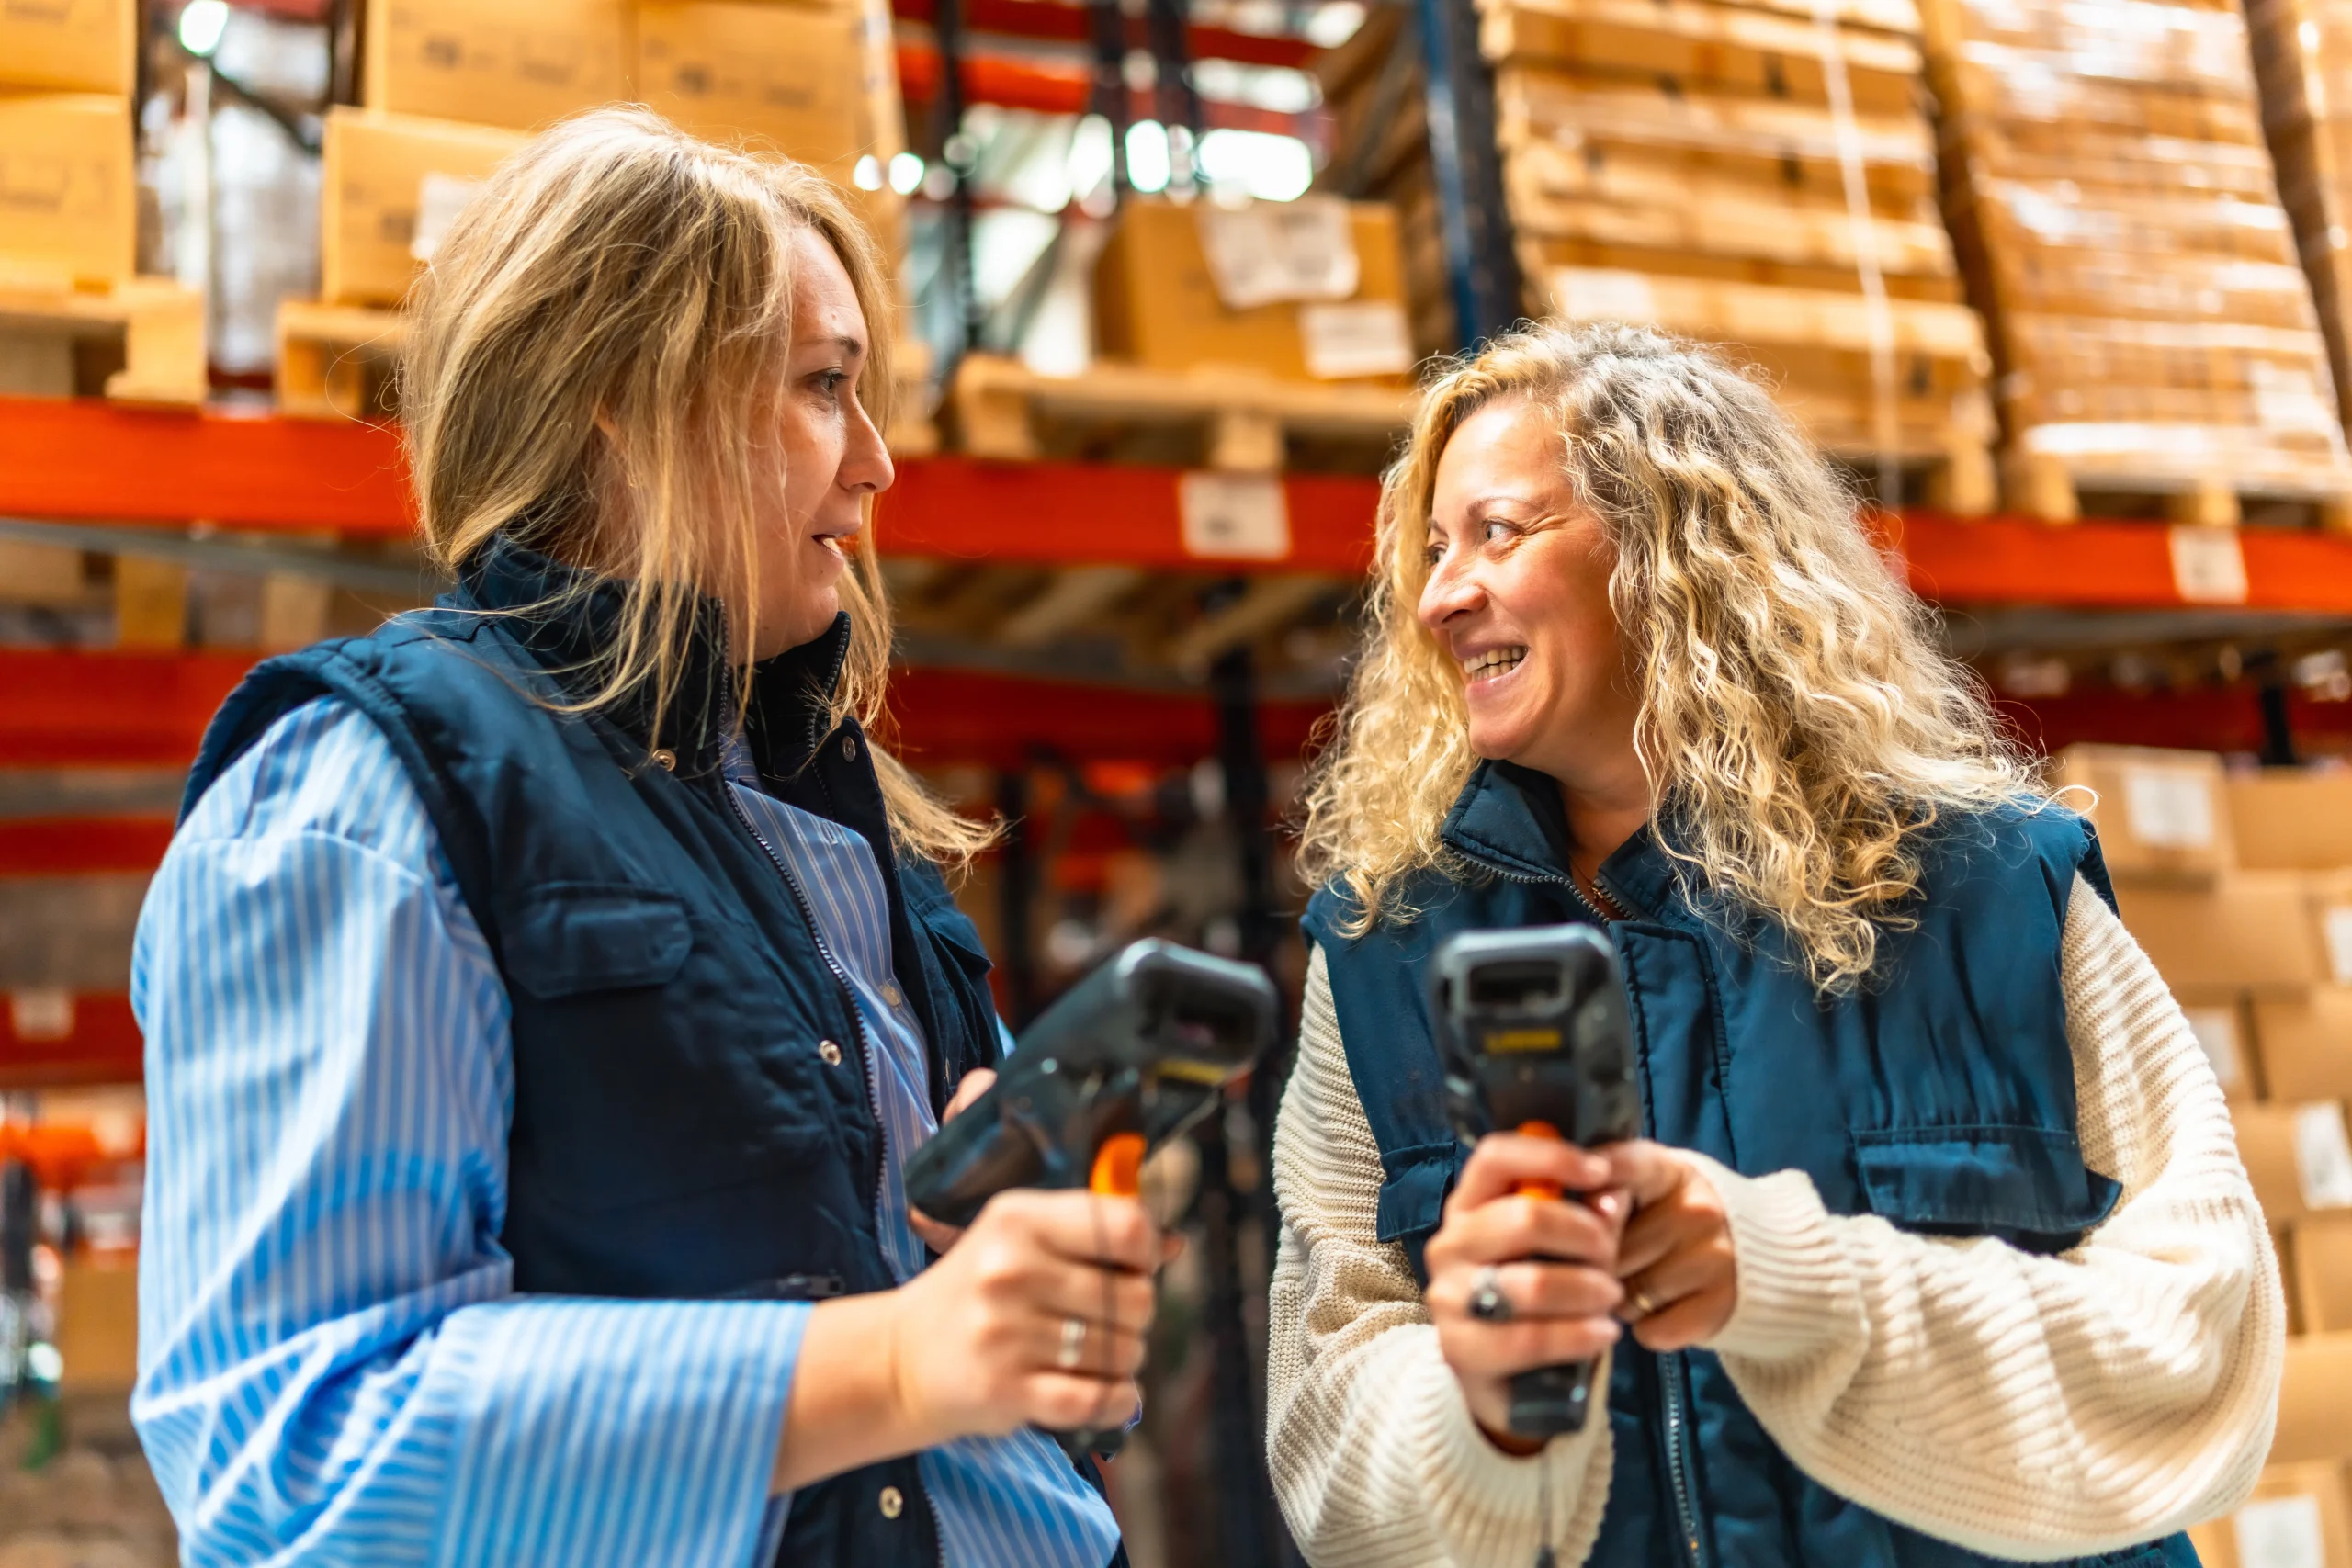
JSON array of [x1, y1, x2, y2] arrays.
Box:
[[2312, 873, 2352, 988], [2052, 745, 2233, 886], [0, 0, 131, 94], [2298, 1211, 2352, 1334], [321, 108, 527, 306], [2231, 771, 2352, 872], [2283, 1224, 2308, 1337], [364, 0, 629, 131], [53, 1255, 137, 1388], [2188, 1461, 2352, 1568], [633, 1, 869, 178], [2233, 1100, 2352, 1222], [1094, 197, 1416, 383], [2278, 1333, 2352, 1464], [0, 92, 134, 284], [2179, 989, 2264, 1101], [2114, 874, 2326, 995], [2256, 989, 2352, 1103]]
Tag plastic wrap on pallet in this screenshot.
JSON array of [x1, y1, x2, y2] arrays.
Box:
[[1921, 0, 2352, 503], [2248, 0, 2352, 447]]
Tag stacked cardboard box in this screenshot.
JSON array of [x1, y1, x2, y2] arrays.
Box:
[[2066, 746, 2352, 1558], [1317, 0, 1995, 506], [2248, 0, 2352, 461], [0, 0, 135, 288], [1311, 7, 1454, 361], [1919, 0, 2352, 521]]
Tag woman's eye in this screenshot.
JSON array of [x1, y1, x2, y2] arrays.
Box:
[[1482, 519, 1516, 546], [812, 370, 848, 397]]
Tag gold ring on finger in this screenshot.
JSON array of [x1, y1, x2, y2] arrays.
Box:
[[1625, 1285, 1660, 1321]]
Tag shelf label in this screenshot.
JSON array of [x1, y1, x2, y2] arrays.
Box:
[[1180, 472, 1290, 561], [2234, 1494, 2326, 1568], [1301, 301, 1414, 380], [8, 987, 73, 1043], [2167, 525, 2248, 604]]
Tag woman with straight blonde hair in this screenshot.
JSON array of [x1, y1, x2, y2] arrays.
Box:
[[1268, 321, 2281, 1567], [130, 108, 1150, 1567]]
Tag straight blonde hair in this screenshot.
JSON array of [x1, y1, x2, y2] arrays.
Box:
[[1297, 322, 2034, 992], [401, 107, 992, 870]]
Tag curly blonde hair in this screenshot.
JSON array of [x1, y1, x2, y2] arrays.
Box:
[[1296, 321, 2034, 992], [402, 107, 993, 871]]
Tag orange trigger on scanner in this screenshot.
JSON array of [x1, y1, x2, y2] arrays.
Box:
[[1514, 1119, 1565, 1201], [1091, 1132, 1148, 1197]]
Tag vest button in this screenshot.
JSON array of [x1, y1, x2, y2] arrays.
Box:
[[649, 748, 676, 772], [877, 1484, 903, 1520], [818, 1039, 843, 1066], [841, 734, 859, 762], [879, 981, 903, 1009]]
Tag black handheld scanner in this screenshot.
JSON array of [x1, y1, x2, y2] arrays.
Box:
[[900, 938, 1277, 1461], [903, 937, 1278, 1227], [1430, 925, 1641, 1438]]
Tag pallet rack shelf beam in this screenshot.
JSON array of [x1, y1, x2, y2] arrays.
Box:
[[891, 0, 1318, 70]]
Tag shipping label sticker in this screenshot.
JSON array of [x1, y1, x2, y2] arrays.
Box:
[[2181, 1007, 2239, 1089], [1196, 196, 1360, 310], [1299, 300, 1413, 380], [2120, 765, 2215, 850], [411, 170, 485, 263], [2293, 1100, 2352, 1210], [2233, 1494, 2327, 1568], [1179, 472, 1290, 561], [2324, 905, 2352, 986], [2168, 525, 2249, 605], [1556, 267, 1657, 323]]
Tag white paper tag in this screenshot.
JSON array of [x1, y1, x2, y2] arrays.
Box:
[[1554, 267, 1658, 322], [1179, 471, 1290, 560], [1299, 300, 1413, 380], [7, 987, 73, 1043], [2235, 1493, 2328, 1568], [2181, 1006, 2240, 1090], [2168, 525, 2249, 605], [2120, 764, 2215, 850], [2324, 904, 2352, 985], [2294, 1100, 2352, 1209], [1196, 197, 1360, 310], [411, 170, 485, 263]]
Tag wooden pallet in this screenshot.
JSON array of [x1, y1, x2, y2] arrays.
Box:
[[2001, 446, 2352, 530], [949, 354, 1415, 474], [0, 277, 206, 404], [277, 297, 942, 454]]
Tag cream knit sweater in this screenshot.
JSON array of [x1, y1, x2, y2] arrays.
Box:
[[1266, 875, 2286, 1567]]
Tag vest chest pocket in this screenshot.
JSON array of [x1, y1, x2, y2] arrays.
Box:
[[499, 884, 694, 997], [1851, 1125, 2123, 1255]]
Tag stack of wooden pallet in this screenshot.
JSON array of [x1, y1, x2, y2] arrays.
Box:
[[1924, 0, 2352, 526], [1322, 0, 1996, 510], [2249, 0, 2352, 472]]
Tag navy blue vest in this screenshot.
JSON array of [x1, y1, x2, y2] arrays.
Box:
[[1302, 760, 2198, 1568], [180, 541, 1091, 1567]]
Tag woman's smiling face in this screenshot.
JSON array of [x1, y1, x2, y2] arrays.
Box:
[[1417, 397, 1636, 780]]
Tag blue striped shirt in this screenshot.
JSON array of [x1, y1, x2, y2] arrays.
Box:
[[130, 696, 1120, 1567]]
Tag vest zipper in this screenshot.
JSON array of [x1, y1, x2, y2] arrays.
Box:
[[1658, 1350, 1707, 1568], [718, 776, 949, 1568]]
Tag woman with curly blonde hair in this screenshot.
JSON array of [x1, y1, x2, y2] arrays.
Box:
[[1269, 322, 2281, 1568]]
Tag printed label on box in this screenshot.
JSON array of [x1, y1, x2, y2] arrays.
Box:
[[2234, 1494, 2327, 1568], [1556, 267, 1658, 322], [2324, 905, 2352, 986], [2169, 525, 2250, 605], [2182, 1007, 2240, 1089], [1300, 300, 1413, 380], [2294, 1101, 2352, 1210], [1196, 197, 1360, 310], [1179, 472, 1290, 561], [411, 170, 484, 262], [2120, 764, 2216, 850]]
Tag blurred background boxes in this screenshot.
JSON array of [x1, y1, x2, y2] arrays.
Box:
[[2053, 743, 2233, 884], [2259, 990, 2352, 1101], [2229, 1100, 2352, 1221], [1091, 197, 1412, 384], [318, 107, 526, 307], [362, 0, 629, 132], [633, 0, 869, 179], [2229, 771, 2352, 871], [0, 93, 136, 287], [2112, 874, 2323, 993], [2190, 1460, 2352, 1568], [0, 0, 133, 96]]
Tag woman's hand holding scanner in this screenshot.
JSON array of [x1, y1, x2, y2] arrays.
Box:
[[1604, 1141, 1736, 1350], [907, 1067, 998, 1256], [776, 1188, 1159, 1492], [1426, 1134, 1628, 1452]]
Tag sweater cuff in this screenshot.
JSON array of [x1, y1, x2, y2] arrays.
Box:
[[1690, 1154, 1862, 1366], [1415, 1341, 1608, 1554]]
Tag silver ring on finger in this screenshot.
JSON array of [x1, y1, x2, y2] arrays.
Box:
[[1467, 1264, 1514, 1324], [1057, 1314, 1088, 1371], [1623, 1285, 1660, 1322]]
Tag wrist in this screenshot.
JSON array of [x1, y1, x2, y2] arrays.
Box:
[[775, 1287, 941, 1493]]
